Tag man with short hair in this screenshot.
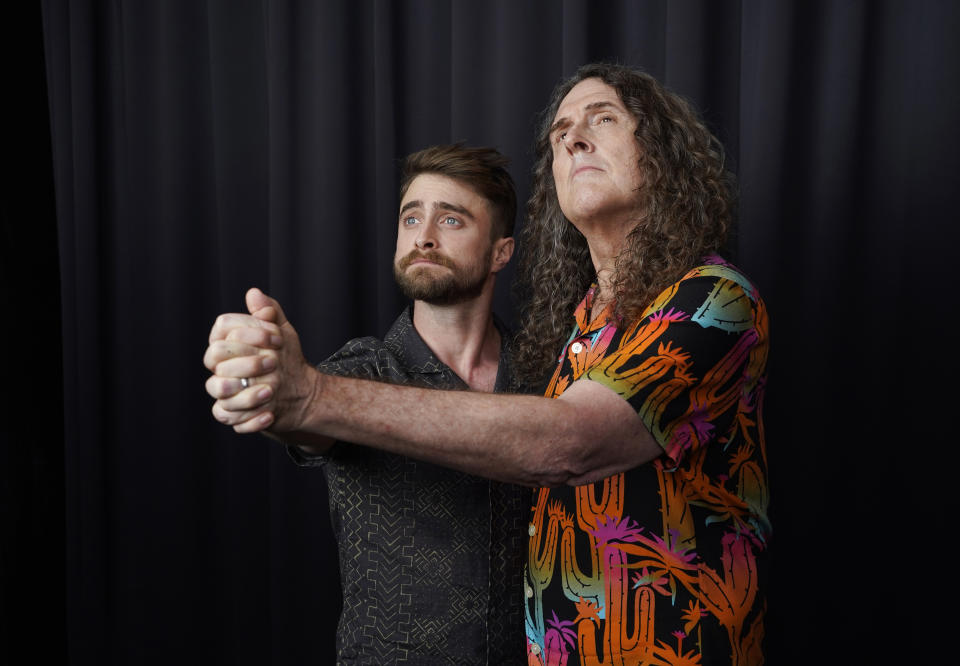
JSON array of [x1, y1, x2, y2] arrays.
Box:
[[207, 144, 526, 664], [207, 64, 770, 665]]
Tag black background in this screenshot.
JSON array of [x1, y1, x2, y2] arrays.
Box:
[[3, 1, 956, 664]]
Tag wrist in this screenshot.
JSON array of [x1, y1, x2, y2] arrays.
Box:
[[291, 364, 325, 432]]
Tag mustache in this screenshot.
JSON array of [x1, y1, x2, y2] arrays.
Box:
[[396, 250, 456, 271]]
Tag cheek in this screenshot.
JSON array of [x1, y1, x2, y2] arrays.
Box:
[[397, 224, 415, 244], [552, 163, 568, 201], [551, 151, 563, 178], [621, 144, 644, 188], [394, 232, 408, 260]]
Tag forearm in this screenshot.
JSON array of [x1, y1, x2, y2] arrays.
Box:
[[287, 371, 591, 487], [205, 291, 637, 482]]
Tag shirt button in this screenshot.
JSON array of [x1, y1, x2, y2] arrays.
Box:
[[571, 341, 584, 354], [528, 523, 536, 536]]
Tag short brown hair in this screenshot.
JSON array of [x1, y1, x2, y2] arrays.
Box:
[[399, 143, 517, 239]]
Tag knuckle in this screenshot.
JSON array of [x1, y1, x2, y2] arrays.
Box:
[[260, 350, 277, 365], [219, 377, 237, 398], [237, 327, 263, 345], [237, 392, 256, 411], [213, 359, 229, 377]]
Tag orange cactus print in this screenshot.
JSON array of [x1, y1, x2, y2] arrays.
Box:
[[524, 256, 770, 666]]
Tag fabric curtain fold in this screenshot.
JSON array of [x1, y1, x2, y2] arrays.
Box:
[[11, 0, 955, 663]]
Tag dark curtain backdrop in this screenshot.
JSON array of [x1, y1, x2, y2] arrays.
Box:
[[3, 1, 956, 664]]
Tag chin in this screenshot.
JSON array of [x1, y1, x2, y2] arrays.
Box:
[[564, 202, 606, 225], [569, 191, 632, 221]]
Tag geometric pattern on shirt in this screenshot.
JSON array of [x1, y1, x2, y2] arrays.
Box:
[[292, 307, 527, 664]]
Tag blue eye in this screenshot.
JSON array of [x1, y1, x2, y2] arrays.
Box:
[[441, 216, 460, 226], [402, 216, 419, 226]]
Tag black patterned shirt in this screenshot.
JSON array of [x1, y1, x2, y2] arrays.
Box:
[[290, 307, 527, 665]]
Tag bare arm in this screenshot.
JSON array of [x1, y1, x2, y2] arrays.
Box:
[[314, 372, 660, 486], [206, 289, 664, 486]]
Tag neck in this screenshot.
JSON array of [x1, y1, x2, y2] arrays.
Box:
[[577, 214, 635, 311], [411, 282, 502, 392]]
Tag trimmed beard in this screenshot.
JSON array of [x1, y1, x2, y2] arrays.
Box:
[[393, 247, 492, 306]]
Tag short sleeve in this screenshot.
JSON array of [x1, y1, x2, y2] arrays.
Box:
[[315, 336, 388, 381], [585, 274, 763, 467], [284, 337, 386, 467]]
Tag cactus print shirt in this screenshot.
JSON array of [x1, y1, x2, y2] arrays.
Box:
[[525, 255, 771, 666]]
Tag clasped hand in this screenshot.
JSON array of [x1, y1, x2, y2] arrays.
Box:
[[203, 288, 318, 434]]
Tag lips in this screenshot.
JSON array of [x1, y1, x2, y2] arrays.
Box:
[[397, 250, 455, 271], [573, 165, 602, 177]]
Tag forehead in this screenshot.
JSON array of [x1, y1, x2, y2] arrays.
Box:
[[553, 77, 626, 122], [400, 173, 483, 207]]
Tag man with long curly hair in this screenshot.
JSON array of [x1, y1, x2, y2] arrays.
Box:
[[205, 63, 770, 665]]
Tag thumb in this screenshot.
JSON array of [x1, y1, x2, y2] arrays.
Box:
[[245, 287, 289, 327]]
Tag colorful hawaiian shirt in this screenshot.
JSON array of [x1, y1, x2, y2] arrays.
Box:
[[525, 255, 770, 666]]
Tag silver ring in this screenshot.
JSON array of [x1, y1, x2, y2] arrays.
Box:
[[240, 377, 250, 389]]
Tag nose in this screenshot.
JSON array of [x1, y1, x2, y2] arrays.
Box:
[[563, 121, 593, 154], [415, 228, 436, 249]]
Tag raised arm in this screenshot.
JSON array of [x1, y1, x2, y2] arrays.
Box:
[[203, 288, 335, 454], [205, 289, 664, 487]]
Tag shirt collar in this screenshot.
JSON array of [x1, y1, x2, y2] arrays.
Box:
[[573, 284, 617, 333], [384, 305, 512, 391]]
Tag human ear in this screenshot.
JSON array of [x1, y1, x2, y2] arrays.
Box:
[[490, 237, 514, 272]]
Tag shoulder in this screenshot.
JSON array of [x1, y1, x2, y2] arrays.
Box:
[[685, 255, 762, 301], [316, 308, 452, 386], [644, 256, 765, 335], [317, 335, 393, 380], [316, 308, 414, 379]]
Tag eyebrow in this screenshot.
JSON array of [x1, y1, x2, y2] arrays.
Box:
[[399, 200, 422, 215], [399, 199, 474, 219], [549, 100, 621, 137], [436, 200, 473, 218]]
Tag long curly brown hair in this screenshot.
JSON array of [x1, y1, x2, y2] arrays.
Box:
[[512, 63, 736, 389]]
